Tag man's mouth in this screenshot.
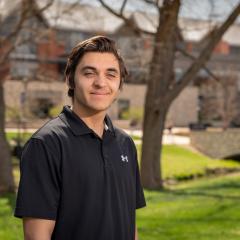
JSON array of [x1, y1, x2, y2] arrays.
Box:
[[90, 92, 109, 95]]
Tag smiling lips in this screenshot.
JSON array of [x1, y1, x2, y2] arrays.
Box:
[[90, 92, 109, 95]]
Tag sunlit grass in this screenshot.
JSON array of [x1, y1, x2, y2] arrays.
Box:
[[136, 144, 240, 180], [0, 193, 23, 240], [2, 135, 240, 239], [137, 173, 240, 240]]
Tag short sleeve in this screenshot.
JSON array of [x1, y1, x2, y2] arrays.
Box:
[[14, 138, 61, 220], [135, 158, 146, 209], [129, 137, 146, 209]]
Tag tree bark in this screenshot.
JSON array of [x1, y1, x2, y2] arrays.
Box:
[[140, 1, 240, 189], [141, 104, 168, 189], [140, 0, 180, 189], [0, 0, 56, 194], [0, 82, 15, 194]]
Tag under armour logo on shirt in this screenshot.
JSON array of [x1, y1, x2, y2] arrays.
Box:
[[121, 155, 128, 162]]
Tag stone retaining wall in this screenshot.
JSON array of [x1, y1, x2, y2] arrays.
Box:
[[190, 129, 240, 159]]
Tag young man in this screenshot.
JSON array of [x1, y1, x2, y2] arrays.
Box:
[[15, 36, 146, 240]]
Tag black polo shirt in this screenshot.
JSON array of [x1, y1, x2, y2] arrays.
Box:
[[15, 105, 146, 240]]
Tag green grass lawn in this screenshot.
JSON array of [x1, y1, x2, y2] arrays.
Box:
[[2, 174, 240, 240], [6, 132, 33, 144], [137, 173, 240, 240], [137, 144, 240, 180], [2, 142, 240, 239], [0, 193, 23, 240], [162, 145, 240, 180], [7, 131, 240, 181]]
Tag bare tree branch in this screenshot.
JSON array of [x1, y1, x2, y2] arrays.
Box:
[[62, 0, 82, 14], [0, 0, 55, 48], [167, 2, 240, 103], [176, 44, 219, 82], [98, 0, 154, 35], [120, 0, 127, 15], [143, 0, 158, 7], [0, 1, 30, 47], [37, 0, 55, 12], [0, 1, 55, 83], [99, 0, 128, 19], [0, 26, 54, 69], [137, 11, 158, 30]]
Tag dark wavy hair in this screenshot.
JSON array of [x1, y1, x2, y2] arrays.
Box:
[[64, 35, 128, 98]]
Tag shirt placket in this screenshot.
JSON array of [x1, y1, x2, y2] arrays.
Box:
[[101, 131, 112, 168]]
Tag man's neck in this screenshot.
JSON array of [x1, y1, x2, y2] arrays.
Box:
[[71, 105, 106, 138]]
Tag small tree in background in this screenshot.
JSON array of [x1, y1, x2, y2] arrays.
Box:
[[0, 0, 55, 193]]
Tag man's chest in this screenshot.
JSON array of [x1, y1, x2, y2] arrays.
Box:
[[59, 134, 135, 188]]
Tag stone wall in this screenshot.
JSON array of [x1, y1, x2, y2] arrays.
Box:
[[196, 73, 240, 127], [4, 80, 71, 125], [4, 80, 198, 128], [190, 129, 240, 159], [4, 80, 70, 109], [110, 84, 198, 127], [167, 87, 199, 127]]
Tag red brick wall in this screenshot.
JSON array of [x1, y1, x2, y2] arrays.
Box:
[[37, 30, 65, 80], [214, 41, 229, 54]]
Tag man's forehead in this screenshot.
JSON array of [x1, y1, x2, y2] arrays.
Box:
[[78, 52, 119, 68]]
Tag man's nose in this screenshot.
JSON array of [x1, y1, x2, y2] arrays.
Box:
[[93, 74, 107, 87]]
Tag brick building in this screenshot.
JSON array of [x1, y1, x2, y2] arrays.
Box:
[[1, 1, 240, 128]]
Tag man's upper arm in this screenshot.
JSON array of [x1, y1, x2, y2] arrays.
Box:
[[129, 137, 146, 209], [15, 138, 60, 220], [23, 218, 56, 240], [135, 225, 139, 240]]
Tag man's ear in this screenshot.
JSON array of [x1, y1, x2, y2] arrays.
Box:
[[66, 76, 74, 89], [66, 76, 70, 87]]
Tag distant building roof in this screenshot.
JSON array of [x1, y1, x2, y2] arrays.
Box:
[[0, 0, 20, 19], [1, 0, 124, 33], [38, 1, 123, 33], [131, 11, 240, 46], [222, 24, 240, 45], [1, 0, 240, 45], [131, 11, 156, 33]]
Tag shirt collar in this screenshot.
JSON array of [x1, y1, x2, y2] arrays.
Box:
[[59, 105, 115, 137]]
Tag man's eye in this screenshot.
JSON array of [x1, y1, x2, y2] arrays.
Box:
[[84, 72, 94, 76], [107, 73, 116, 78]]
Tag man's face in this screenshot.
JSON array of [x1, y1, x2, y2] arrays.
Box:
[[72, 52, 121, 115]]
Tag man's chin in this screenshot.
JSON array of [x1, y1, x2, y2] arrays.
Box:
[[87, 104, 110, 114]]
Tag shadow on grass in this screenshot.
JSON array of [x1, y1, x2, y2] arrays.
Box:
[[145, 179, 240, 202], [167, 181, 240, 200]]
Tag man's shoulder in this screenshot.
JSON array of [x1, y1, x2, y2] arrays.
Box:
[[114, 126, 129, 138], [113, 126, 135, 146], [31, 116, 67, 141]]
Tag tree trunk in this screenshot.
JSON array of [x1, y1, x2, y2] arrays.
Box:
[[141, 102, 168, 189], [140, 1, 240, 190], [140, 0, 180, 189], [0, 82, 15, 194]]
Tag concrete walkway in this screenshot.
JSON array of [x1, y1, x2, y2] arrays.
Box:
[[6, 128, 37, 133], [6, 128, 190, 145], [123, 129, 190, 145]]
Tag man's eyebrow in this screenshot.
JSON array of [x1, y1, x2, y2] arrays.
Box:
[[80, 66, 119, 74], [80, 66, 97, 72]]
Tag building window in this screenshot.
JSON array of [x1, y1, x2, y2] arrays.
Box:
[[31, 98, 54, 119], [118, 99, 130, 119]]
